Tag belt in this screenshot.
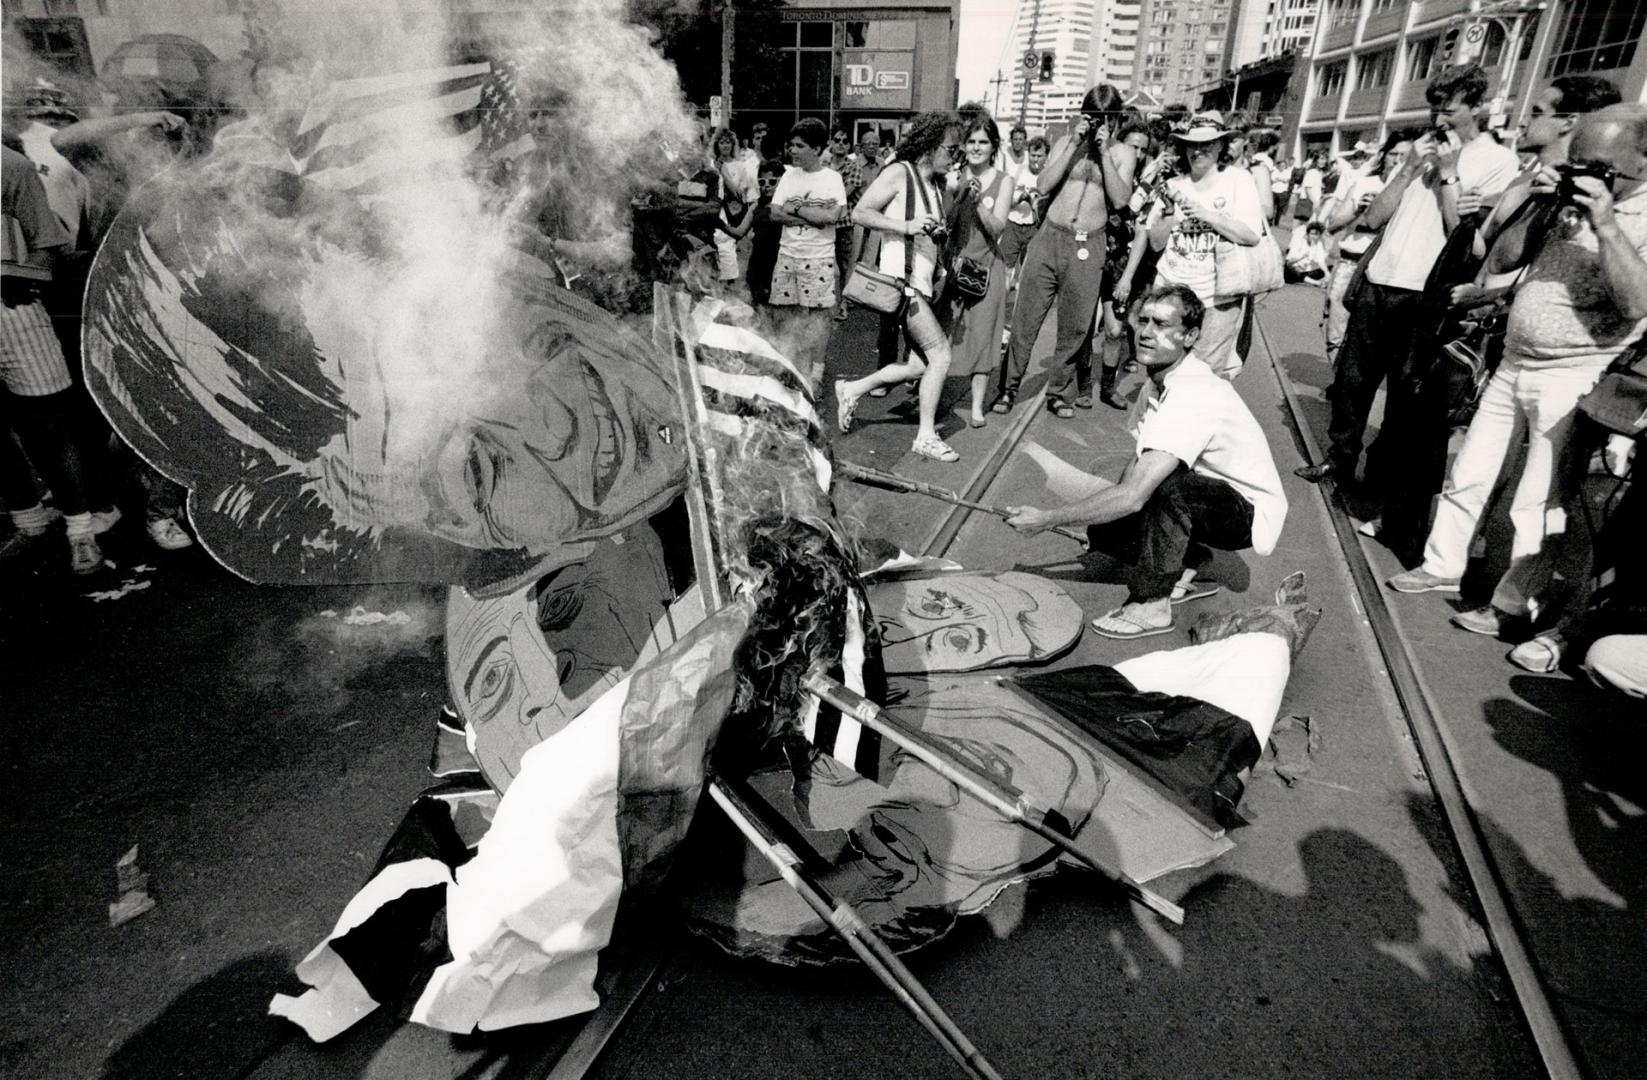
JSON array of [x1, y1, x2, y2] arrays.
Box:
[[1044, 220, 1095, 242]]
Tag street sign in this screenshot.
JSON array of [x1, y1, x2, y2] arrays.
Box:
[[709, 94, 723, 129], [1454, 20, 1488, 65], [1023, 50, 1039, 71]]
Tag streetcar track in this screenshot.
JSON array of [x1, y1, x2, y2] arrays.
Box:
[[1250, 300, 1585, 1080], [542, 295, 1587, 1079]]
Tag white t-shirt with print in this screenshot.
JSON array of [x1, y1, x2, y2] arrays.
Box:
[[772, 165, 845, 261], [1128, 354, 1288, 555], [1150, 166, 1265, 302], [1365, 134, 1519, 292]]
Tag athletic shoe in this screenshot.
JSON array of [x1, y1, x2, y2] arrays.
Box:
[[69, 533, 103, 575], [147, 516, 194, 550], [89, 507, 123, 535], [1387, 568, 1461, 594], [1451, 605, 1508, 637]]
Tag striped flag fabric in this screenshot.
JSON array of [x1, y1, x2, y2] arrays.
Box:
[[288, 58, 535, 192], [677, 298, 886, 781]]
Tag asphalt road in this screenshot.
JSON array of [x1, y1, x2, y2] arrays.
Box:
[[2, 283, 1638, 1079]]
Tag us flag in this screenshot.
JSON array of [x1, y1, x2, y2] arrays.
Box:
[[289, 58, 536, 192], [675, 298, 887, 782]]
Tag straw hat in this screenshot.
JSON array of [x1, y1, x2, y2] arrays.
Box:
[[1173, 111, 1230, 143]]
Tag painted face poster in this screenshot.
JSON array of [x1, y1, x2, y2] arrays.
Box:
[[82, 167, 688, 594]]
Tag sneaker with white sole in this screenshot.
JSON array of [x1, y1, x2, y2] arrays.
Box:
[[1387, 568, 1461, 594], [69, 533, 103, 574], [1451, 605, 1509, 637], [89, 507, 123, 535], [146, 516, 194, 550]]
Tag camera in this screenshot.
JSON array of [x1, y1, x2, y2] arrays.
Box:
[[923, 221, 949, 241], [1556, 161, 1616, 203]]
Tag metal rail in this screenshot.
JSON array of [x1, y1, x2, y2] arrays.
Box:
[[1250, 302, 1585, 1080]]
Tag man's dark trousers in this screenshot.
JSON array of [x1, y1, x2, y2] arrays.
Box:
[[1086, 467, 1255, 602], [1000, 221, 1105, 404], [1324, 280, 1425, 482]]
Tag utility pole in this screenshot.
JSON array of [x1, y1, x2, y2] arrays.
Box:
[[990, 70, 1008, 117], [721, 0, 735, 127], [1019, 0, 1043, 128]]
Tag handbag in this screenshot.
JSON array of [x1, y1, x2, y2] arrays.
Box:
[[1577, 342, 1647, 436], [1213, 211, 1284, 298], [951, 255, 990, 302], [1292, 196, 1314, 221], [1438, 299, 1510, 427], [843, 163, 932, 314]]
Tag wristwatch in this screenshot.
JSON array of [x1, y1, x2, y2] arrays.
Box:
[[1440, 174, 1461, 187]]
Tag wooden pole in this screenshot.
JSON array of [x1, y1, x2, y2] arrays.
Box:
[[708, 778, 1006, 1080], [803, 672, 1185, 925], [838, 460, 1089, 545], [663, 297, 1004, 1078], [720, 0, 734, 128]]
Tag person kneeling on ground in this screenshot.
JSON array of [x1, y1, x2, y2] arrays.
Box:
[[1284, 221, 1331, 284], [1005, 284, 1288, 639]]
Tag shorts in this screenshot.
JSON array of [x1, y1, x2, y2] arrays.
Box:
[[0, 300, 72, 396], [768, 253, 837, 309]]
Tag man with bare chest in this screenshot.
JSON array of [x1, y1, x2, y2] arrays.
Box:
[[993, 85, 1137, 417]]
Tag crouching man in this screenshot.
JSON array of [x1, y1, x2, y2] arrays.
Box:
[[1007, 284, 1288, 639]]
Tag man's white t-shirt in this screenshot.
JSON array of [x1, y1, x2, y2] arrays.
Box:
[[1366, 134, 1519, 292], [1150, 166, 1264, 302], [1129, 354, 1287, 555], [772, 165, 845, 261]]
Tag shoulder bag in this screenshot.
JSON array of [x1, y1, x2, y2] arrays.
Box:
[[949, 169, 1000, 304], [1212, 186, 1284, 298], [1577, 339, 1647, 437], [842, 164, 922, 315]]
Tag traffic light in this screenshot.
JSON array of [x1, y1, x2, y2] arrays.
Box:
[[1438, 26, 1460, 66], [1039, 50, 1055, 82]]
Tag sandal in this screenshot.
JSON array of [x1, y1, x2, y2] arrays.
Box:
[[1508, 634, 1563, 674], [1169, 576, 1222, 606], [1047, 397, 1075, 419], [990, 391, 1015, 414], [910, 434, 960, 463], [1090, 606, 1174, 640], [834, 381, 857, 434]]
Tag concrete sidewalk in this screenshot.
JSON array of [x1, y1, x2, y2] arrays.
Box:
[[1257, 282, 1646, 1079]]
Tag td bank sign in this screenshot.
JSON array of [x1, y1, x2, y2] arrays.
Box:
[[841, 50, 914, 109]]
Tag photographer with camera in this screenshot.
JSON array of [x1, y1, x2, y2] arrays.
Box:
[[1388, 103, 1647, 644], [991, 84, 1137, 420], [1299, 66, 1519, 561]]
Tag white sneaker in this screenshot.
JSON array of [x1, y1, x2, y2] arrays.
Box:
[[69, 533, 103, 574], [146, 516, 194, 550], [89, 507, 123, 535]]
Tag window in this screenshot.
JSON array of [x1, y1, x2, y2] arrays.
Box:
[[1327, 0, 1357, 31], [1355, 48, 1394, 90], [1371, 0, 1400, 11], [1407, 36, 1439, 82], [1478, 21, 1509, 67], [1316, 59, 1347, 96], [1546, 0, 1646, 75]]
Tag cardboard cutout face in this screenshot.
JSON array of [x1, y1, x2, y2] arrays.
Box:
[[82, 171, 687, 593], [446, 526, 698, 791], [868, 571, 1083, 674]]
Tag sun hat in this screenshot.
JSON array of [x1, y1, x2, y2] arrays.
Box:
[[1173, 111, 1230, 143]]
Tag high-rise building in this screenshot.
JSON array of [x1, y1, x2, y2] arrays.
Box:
[[1133, 0, 1237, 108], [1092, 0, 1143, 88], [1004, 0, 1101, 130], [1226, 0, 1320, 73]]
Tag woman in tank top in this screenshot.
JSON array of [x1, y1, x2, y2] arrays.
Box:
[[833, 111, 966, 463]]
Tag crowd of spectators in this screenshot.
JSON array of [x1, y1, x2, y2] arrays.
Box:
[[3, 57, 1641, 702]]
